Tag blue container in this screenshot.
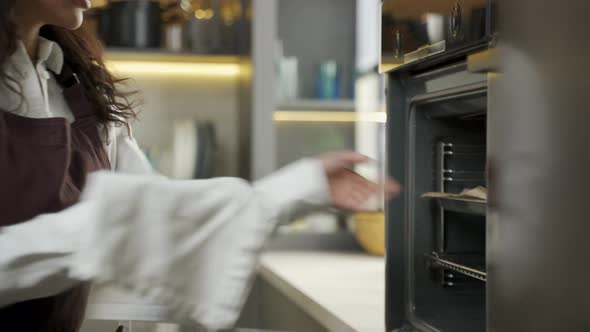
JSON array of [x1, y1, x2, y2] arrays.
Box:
[[317, 61, 340, 100]]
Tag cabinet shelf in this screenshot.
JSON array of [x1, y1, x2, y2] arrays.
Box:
[[276, 99, 356, 112], [105, 48, 244, 64], [104, 49, 244, 78]]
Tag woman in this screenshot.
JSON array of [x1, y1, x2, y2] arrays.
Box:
[[0, 0, 399, 331]]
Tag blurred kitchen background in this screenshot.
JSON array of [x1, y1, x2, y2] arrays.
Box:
[[83, 0, 385, 235]]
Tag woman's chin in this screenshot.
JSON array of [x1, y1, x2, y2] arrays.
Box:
[[55, 11, 84, 30]]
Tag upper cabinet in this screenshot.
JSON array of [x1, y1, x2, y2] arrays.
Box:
[[380, 0, 495, 73], [85, 0, 252, 55]]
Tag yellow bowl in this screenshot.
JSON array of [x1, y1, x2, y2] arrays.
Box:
[[353, 211, 385, 256]]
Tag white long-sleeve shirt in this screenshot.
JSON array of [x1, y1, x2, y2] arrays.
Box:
[[0, 38, 330, 329]]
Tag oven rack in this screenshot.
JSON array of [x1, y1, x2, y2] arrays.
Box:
[[426, 252, 487, 282]]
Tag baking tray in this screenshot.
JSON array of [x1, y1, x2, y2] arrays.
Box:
[[436, 197, 486, 216]]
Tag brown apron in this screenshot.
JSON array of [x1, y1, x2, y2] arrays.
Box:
[[0, 63, 111, 331]]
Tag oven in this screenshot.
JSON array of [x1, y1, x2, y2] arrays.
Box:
[[381, 1, 495, 331]]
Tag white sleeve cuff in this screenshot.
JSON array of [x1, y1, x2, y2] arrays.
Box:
[[253, 158, 331, 222]]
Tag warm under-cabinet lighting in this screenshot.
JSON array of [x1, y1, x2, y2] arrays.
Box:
[[91, 0, 108, 8], [274, 111, 387, 123], [106, 60, 241, 78]]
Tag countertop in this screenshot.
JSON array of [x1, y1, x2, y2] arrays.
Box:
[[258, 251, 385, 332]]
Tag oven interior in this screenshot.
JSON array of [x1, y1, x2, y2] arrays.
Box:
[[407, 90, 487, 332]]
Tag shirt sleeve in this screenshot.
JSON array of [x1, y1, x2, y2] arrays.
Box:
[[0, 158, 330, 330], [104, 124, 154, 175]]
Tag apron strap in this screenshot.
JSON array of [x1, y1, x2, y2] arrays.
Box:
[[53, 63, 96, 119]]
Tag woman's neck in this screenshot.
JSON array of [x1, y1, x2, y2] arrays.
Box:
[[19, 26, 42, 61], [14, 6, 43, 61]]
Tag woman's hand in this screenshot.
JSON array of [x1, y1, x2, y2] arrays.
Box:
[[319, 151, 401, 211]]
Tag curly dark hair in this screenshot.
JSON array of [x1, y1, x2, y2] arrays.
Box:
[[0, 0, 137, 133]]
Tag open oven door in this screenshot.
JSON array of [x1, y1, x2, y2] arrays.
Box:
[[487, 1, 590, 331]]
